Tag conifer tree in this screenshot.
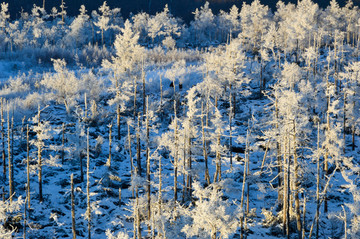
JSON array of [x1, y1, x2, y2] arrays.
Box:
[[31, 106, 53, 203]]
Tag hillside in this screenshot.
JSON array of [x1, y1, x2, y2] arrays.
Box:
[[1, 0, 360, 239]]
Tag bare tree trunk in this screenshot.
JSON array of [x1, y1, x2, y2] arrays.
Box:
[[201, 103, 210, 185], [182, 126, 187, 203], [206, 95, 210, 128], [160, 75, 163, 107], [84, 93, 87, 120], [26, 125, 30, 209], [309, 164, 338, 239], [286, 135, 291, 239], [283, 134, 288, 236], [293, 121, 302, 239], [246, 150, 250, 215], [128, 122, 134, 198], [71, 174, 76, 239], [187, 131, 192, 200], [142, 65, 146, 117], [158, 152, 162, 213], [240, 129, 250, 239], [229, 91, 233, 169], [174, 100, 179, 202], [324, 63, 331, 214], [1, 99, 5, 180], [136, 186, 141, 239], [23, 196, 27, 239], [117, 105, 121, 141], [245, 125, 252, 230], [343, 92, 346, 154], [145, 97, 151, 230], [61, 123, 65, 164], [86, 129, 91, 239], [136, 114, 142, 176], [316, 122, 321, 239], [118, 188, 122, 205], [260, 141, 270, 175], [37, 107, 43, 203], [77, 120, 84, 183], [133, 78, 137, 119], [275, 97, 283, 205], [214, 133, 221, 182], [8, 107, 13, 202], [302, 197, 306, 239], [107, 123, 112, 168]]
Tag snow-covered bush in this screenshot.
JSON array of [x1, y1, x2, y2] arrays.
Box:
[[181, 182, 240, 239], [0, 197, 24, 238]]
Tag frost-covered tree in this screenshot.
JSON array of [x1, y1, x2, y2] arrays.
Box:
[[340, 62, 360, 150], [261, 62, 313, 237], [147, 4, 181, 44], [65, 5, 91, 48], [93, 1, 111, 46], [239, 0, 271, 52], [342, 0, 359, 45], [189, 2, 215, 45], [0, 2, 9, 30], [215, 5, 240, 42], [182, 182, 240, 239], [275, 0, 320, 61], [322, 0, 345, 43], [102, 20, 144, 76], [131, 12, 150, 44], [25, 4, 48, 47], [41, 59, 80, 114], [102, 20, 144, 139], [30, 107, 59, 202], [0, 2, 10, 51]]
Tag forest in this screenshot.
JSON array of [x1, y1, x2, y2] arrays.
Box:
[[1, 0, 360, 238]]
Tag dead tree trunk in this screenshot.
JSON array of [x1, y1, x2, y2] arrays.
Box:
[[37, 107, 43, 203], [174, 100, 179, 202], [282, 134, 288, 237], [186, 130, 192, 200], [316, 122, 321, 239], [201, 103, 210, 185], [107, 123, 112, 168], [213, 133, 221, 182], [86, 129, 91, 239], [302, 197, 306, 239], [229, 91, 233, 169], [136, 114, 142, 176], [71, 174, 76, 239], [8, 107, 13, 202], [1, 99, 5, 180], [117, 105, 121, 141], [26, 125, 30, 209], [133, 78, 137, 119], [128, 122, 134, 198], [293, 121, 302, 239], [61, 123, 65, 164], [240, 129, 250, 239], [142, 66, 146, 117], [145, 97, 151, 228], [275, 96, 283, 205]]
